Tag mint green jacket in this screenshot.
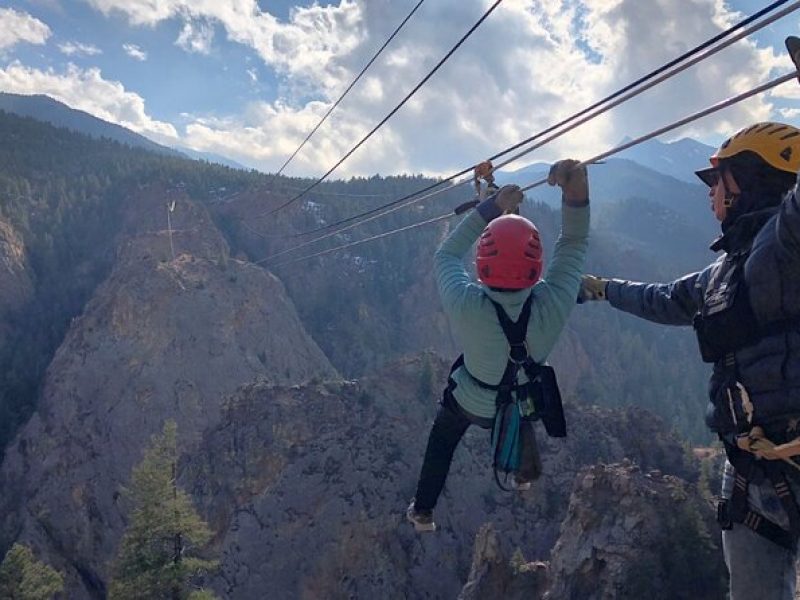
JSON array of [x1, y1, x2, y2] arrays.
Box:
[[435, 205, 590, 420]]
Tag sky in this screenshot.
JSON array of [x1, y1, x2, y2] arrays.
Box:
[[0, 0, 798, 179]]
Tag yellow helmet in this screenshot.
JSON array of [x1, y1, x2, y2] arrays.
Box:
[[711, 122, 800, 173]]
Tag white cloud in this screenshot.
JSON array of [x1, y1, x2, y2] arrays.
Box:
[[175, 20, 215, 54], [78, 0, 794, 178], [58, 41, 102, 56], [0, 8, 51, 51], [84, 0, 180, 26], [0, 61, 178, 142], [83, 0, 363, 88], [122, 43, 147, 61]]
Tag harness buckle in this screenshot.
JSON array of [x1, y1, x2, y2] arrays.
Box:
[[509, 341, 529, 365], [717, 499, 733, 530]]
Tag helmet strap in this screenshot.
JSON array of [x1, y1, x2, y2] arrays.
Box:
[[721, 169, 737, 207]]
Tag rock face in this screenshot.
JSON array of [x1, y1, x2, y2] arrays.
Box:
[[183, 354, 699, 600], [0, 186, 336, 598], [458, 524, 548, 600], [457, 464, 727, 600], [0, 218, 32, 326], [0, 186, 721, 600], [545, 463, 726, 600]]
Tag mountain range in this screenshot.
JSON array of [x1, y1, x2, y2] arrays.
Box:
[[0, 92, 249, 170]]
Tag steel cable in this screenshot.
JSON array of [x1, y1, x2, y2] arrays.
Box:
[[262, 69, 798, 267], [264, 0, 506, 216], [255, 0, 799, 263], [276, 0, 427, 176]]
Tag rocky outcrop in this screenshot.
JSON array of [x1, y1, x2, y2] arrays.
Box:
[[0, 218, 32, 327], [181, 354, 699, 599], [458, 524, 548, 600], [457, 464, 726, 600], [545, 463, 725, 600], [0, 186, 336, 598]]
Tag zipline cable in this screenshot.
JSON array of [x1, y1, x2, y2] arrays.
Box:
[[261, 69, 798, 267], [256, 0, 800, 259], [479, 0, 800, 176], [263, 0, 506, 217], [263, 213, 454, 268], [517, 72, 799, 192], [276, 0, 427, 176], [256, 0, 793, 236]]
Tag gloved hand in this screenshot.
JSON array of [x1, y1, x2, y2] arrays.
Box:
[[494, 184, 523, 213], [548, 159, 589, 206], [577, 274, 608, 303]]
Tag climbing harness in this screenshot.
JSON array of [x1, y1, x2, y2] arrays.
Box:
[[696, 254, 800, 550], [714, 346, 800, 550], [446, 293, 565, 490], [718, 423, 800, 551]]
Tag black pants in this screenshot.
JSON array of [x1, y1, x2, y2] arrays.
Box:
[[413, 390, 541, 512]]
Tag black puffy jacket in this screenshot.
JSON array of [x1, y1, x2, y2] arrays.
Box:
[[605, 185, 800, 433]]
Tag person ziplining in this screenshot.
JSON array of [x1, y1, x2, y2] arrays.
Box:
[[406, 159, 590, 532]]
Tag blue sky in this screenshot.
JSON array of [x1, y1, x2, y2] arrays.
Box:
[[0, 0, 798, 177]]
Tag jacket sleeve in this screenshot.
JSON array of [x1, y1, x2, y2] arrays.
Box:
[[777, 183, 800, 260], [434, 210, 489, 316], [605, 266, 712, 326], [527, 205, 590, 354]]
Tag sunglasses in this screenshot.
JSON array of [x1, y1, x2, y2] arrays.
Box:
[[694, 167, 722, 188]]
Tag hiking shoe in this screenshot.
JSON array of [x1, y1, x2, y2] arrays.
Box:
[[406, 500, 436, 532], [511, 476, 532, 491]]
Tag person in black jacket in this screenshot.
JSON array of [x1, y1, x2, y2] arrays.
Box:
[[579, 122, 800, 599]]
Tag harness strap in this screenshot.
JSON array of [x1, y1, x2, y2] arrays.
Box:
[[489, 294, 534, 405], [719, 498, 797, 551], [723, 442, 800, 551], [765, 463, 800, 535], [449, 354, 528, 394], [449, 294, 534, 400], [490, 295, 533, 348]]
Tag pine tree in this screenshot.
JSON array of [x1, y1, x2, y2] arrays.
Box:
[[0, 543, 64, 600], [108, 421, 218, 600]]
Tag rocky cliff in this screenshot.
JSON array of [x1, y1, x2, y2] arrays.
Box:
[[459, 463, 726, 600], [0, 218, 32, 328], [0, 185, 336, 597], [183, 354, 702, 600]]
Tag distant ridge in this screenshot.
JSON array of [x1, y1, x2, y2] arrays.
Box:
[[176, 145, 250, 170], [495, 137, 716, 186], [0, 92, 251, 170], [615, 136, 716, 183], [0, 92, 181, 157]]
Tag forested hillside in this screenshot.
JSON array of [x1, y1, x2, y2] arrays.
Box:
[[0, 112, 261, 452], [0, 108, 718, 460]]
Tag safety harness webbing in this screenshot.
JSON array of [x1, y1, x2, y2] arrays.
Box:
[[720, 441, 800, 551], [717, 343, 800, 551], [447, 294, 534, 491]]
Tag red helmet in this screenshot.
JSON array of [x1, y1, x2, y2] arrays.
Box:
[[476, 215, 543, 290]]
